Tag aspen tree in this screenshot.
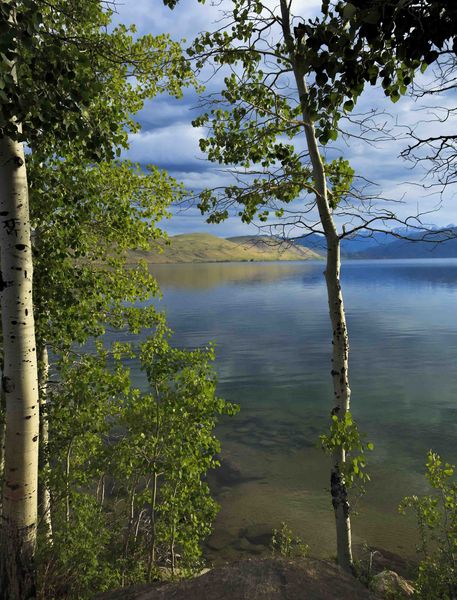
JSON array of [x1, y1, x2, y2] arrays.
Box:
[[0, 1, 194, 595], [190, 0, 386, 572]]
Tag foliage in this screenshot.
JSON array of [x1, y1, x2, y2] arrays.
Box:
[[325, 158, 355, 209], [320, 412, 374, 486], [300, 1, 456, 109], [29, 156, 184, 349], [1, 1, 230, 597], [189, 0, 357, 226], [271, 522, 310, 559], [298, 2, 457, 187], [1, 0, 195, 159], [37, 338, 237, 599], [399, 452, 456, 600]]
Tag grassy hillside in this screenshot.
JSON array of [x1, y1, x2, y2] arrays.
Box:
[[129, 233, 320, 264]]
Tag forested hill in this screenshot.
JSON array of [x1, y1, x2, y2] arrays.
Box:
[[129, 233, 321, 263], [296, 228, 457, 259]]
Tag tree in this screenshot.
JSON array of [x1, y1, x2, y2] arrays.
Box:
[[36, 336, 236, 599], [0, 1, 194, 596], [25, 149, 236, 600], [302, 1, 457, 186], [29, 156, 178, 547], [190, 0, 386, 573]]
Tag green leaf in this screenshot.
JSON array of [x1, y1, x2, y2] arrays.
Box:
[[342, 3, 357, 20]]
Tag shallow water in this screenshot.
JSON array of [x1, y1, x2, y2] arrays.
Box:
[[123, 259, 457, 561]]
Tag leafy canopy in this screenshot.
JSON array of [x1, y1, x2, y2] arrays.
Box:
[[2, 0, 195, 160]]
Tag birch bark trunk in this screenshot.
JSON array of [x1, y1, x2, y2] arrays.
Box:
[[0, 390, 5, 516], [280, 0, 353, 573], [0, 135, 40, 599], [38, 344, 52, 542]]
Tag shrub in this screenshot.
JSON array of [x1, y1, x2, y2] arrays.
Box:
[[399, 451, 456, 600]]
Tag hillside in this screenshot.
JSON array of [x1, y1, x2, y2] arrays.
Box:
[[129, 233, 320, 263]]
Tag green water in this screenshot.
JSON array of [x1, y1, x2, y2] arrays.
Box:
[[125, 259, 457, 562]]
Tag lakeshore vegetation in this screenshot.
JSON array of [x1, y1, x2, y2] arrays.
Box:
[[0, 1, 455, 599]]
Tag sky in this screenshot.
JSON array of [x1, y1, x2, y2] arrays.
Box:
[[112, 0, 457, 238]]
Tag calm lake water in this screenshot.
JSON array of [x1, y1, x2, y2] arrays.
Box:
[[129, 259, 457, 562]]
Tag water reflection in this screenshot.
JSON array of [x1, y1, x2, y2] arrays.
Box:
[[343, 259, 457, 290], [125, 259, 457, 561], [150, 261, 322, 290]]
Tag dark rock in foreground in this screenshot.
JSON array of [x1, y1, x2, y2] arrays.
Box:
[[97, 557, 378, 599]]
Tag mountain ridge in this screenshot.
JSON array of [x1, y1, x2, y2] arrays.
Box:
[[295, 227, 457, 259]]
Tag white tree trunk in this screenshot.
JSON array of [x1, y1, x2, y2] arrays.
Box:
[[0, 135, 40, 599], [38, 344, 52, 542], [0, 390, 5, 516], [280, 0, 353, 573]]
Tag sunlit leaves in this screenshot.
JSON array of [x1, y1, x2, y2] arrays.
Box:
[[1, 0, 196, 159], [325, 158, 354, 209], [42, 339, 238, 596], [190, 0, 358, 225], [399, 452, 457, 598], [320, 411, 374, 487], [30, 157, 183, 348]]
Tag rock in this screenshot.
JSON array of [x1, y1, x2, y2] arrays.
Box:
[[206, 528, 237, 551], [207, 457, 263, 489], [240, 523, 273, 547], [97, 557, 378, 600], [210, 458, 244, 486], [234, 536, 266, 555], [370, 570, 415, 599]]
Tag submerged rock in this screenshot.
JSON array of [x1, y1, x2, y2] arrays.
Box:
[[97, 557, 378, 600], [234, 536, 266, 555], [206, 528, 237, 551], [240, 523, 273, 547]]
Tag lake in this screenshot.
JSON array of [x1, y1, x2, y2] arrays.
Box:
[[129, 259, 457, 562]]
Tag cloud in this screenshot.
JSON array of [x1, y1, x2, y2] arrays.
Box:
[[111, 0, 232, 39], [115, 0, 457, 233], [125, 122, 205, 169]]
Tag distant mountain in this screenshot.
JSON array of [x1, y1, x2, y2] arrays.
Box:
[[295, 228, 457, 259], [295, 231, 392, 256], [128, 233, 321, 264], [353, 228, 457, 259]]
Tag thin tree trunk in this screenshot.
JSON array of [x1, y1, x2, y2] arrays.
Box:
[[0, 135, 40, 599], [0, 388, 5, 515], [97, 473, 105, 509], [147, 471, 159, 580], [38, 344, 52, 542], [280, 0, 353, 573], [122, 479, 138, 585], [65, 438, 73, 526]]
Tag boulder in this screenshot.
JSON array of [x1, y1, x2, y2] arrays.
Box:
[[370, 570, 415, 599]]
